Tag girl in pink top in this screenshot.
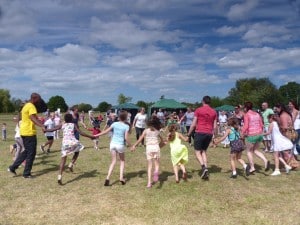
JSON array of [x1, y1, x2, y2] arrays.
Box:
[[242, 102, 270, 174]]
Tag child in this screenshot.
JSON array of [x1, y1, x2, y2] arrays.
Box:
[[40, 112, 55, 153], [48, 113, 95, 185], [103, 113, 117, 140], [263, 114, 292, 175], [214, 118, 250, 178], [83, 121, 101, 150], [95, 111, 131, 186], [167, 124, 189, 183], [131, 116, 165, 188], [2, 123, 7, 141], [12, 116, 24, 161]]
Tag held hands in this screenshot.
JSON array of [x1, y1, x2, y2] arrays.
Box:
[[130, 145, 136, 152]]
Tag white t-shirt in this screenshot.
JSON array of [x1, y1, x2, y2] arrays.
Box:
[[44, 118, 55, 137], [294, 112, 300, 130], [134, 113, 147, 128], [218, 114, 227, 123]]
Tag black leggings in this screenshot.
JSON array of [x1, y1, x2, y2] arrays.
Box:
[[135, 127, 145, 145]]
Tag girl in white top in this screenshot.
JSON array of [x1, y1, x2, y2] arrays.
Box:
[[263, 114, 292, 176], [132, 116, 165, 188]]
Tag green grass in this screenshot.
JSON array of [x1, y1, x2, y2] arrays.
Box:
[[0, 113, 300, 225]]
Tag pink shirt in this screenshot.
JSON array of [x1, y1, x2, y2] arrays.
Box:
[[242, 110, 263, 136], [194, 105, 217, 134]]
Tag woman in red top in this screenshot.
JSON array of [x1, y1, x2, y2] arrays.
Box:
[[242, 101, 270, 174]]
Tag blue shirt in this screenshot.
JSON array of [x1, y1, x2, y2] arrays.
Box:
[[111, 122, 129, 145]]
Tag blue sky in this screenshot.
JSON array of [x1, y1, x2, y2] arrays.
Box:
[[0, 0, 300, 107]]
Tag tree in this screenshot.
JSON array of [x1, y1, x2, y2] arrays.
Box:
[[0, 89, 14, 113], [77, 103, 93, 112], [10, 97, 23, 112], [47, 95, 68, 112], [224, 78, 282, 108], [118, 93, 132, 104], [210, 96, 224, 108], [96, 101, 112, 112], [136, 100, 148, 110], [279, 82, 300, 105]]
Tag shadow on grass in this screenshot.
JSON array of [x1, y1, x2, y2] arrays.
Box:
[[33, 164, 60, 177], [125, 170, 147, 181], [63, 169, 98, 185], [156, 171, 174, 189]]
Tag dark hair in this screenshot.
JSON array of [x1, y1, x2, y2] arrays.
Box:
[[275, 103, 292, 118], [227, 118, 239, 128], [168, 124, 177, 142], [64, 113, 73, 123], [202, 96, 211, 104], [118, 110, 128, 121], [244, 101, 253, 111], [147, 115, 161, 130], [289, 100, 299, 110]]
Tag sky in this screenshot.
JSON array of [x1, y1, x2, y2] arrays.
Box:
[[0, 0, 300, 107]]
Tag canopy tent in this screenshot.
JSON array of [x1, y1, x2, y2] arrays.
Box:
[[149, 99, 187, 116], [111, 102, 139, 110], [215, 105, 235, 112]]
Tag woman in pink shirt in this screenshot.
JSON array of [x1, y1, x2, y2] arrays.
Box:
[[242, 101, 270, 174]]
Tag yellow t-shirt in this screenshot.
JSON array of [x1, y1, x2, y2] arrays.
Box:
[[20, 102, 38, 136]]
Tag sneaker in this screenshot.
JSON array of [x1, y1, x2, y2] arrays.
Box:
[[58, 175, 62, 185], [271, 170, 281, 176], [201, 169, 209, 180], [120, 180, 126, 185], [147, 183, 152, 188], [46, 149, 50, 154], [230, 173, 237, 179], [23, 175, 34, 179], [40, 145, 45, 153], [285, 165, 292, 174], [68, 163, 74, 172], [7, 167, 17, 176], [245, 164, 250, 177], [104, 179, 110, 186]]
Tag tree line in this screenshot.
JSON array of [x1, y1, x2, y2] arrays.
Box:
[[0, 78, 299, 113]]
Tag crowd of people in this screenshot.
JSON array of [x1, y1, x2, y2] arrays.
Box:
[[5, 93, 300, 188]]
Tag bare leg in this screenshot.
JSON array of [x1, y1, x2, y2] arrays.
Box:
[[173, 165, 179, 182], [147, 159, 153, 185], [230, 153, 237, 173], [273, 151, 280, 170], [119, 152, 125, 182], [59, 156, 67, 175], [106, 151, 117, 180]]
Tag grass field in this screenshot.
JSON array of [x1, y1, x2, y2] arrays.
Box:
[[0, 113, 300, 225]]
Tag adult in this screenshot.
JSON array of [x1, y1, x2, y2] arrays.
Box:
[[133, 107, 147, 146], [188, 96, 217, 180], [233, 105, 244, 126], [241, 101, 270, 174], [274, 103, 296, 162], [218, 111, 227, 135], [179, 107, 194, 146], [157, 108, 165, 127], [8, 93, 46, 178], [288, 100, 300, 155], [261, 102, 274, 152]]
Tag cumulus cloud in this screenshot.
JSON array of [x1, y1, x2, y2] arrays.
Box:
[[227, 0, 259, 21]]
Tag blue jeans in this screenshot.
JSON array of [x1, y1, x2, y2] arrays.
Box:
[[10, 136, 37, 176]]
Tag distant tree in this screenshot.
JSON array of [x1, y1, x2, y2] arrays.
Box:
[[77, 103, 93, 112], [0, 89, 14, 113], [96, 101, 112, 112], [136, 100, 148, 110], [160, 95, 165, 100], [224, 78, 282, 108], [210, 96, 224, 108], [10, 97, 23, 112], [47, 95, 68, 112], [118, 93, 132, 104], [279, 82, 300, 105]]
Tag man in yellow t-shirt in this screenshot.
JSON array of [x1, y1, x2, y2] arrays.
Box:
[[8, 93, 46, 178]]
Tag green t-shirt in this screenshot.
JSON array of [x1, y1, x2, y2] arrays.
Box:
[[261, 108, 274, 126]]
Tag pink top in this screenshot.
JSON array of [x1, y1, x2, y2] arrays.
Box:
[[194, 105, 217, 134], [242, 110, 263, 136]]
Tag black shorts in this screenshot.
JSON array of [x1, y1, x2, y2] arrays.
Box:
[[46, 136, 54, 141], [194, 132, 213, 151]]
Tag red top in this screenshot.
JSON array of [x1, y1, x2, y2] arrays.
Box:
[[194, 105, 217, 134], [88, 128, 101, 135]]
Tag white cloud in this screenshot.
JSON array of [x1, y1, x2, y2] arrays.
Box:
[[227, 0, 259, 21], [215, 25, 247, 36]]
